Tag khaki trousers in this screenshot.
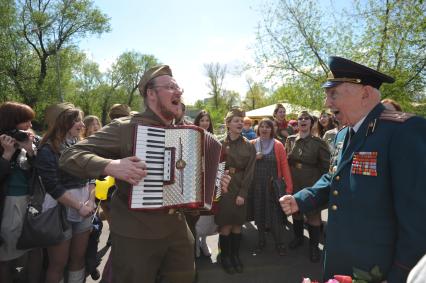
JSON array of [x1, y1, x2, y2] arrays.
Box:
[[111, 224, 195, 283]]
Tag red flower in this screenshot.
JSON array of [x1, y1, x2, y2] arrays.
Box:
[[333, 275, 353, 283]]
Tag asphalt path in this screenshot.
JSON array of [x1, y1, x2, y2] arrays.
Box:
[[88, 214, 326, 283]]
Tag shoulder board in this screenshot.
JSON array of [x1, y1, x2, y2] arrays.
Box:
[[379, 109, 414, 123]]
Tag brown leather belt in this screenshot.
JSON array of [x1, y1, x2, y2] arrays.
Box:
[[228, 167, 244, 174], [291, 162, 316, 169]]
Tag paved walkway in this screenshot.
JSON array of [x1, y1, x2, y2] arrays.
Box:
[[88, 219, 324, 283]]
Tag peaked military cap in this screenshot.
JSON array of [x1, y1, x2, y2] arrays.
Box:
[[45, 102, 75, 128], [322, 56, 395, 89], [138, 65, 173, 97]]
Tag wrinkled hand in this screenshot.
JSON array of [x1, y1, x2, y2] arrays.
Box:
[[0, 134, 16, 160], [220, 170, 231, 194], [279, 195, 299, 215], [104, 156, 147, 185], [235, 196, 245, 206]]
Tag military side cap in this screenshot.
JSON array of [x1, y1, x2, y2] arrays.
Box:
[[138, 65, 172, 97], [45, 102, 75, 128], [108, 104, 131, 120], [322, 56, 395, 89]]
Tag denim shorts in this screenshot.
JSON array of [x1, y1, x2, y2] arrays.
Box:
[[64, 216, 92, 240]]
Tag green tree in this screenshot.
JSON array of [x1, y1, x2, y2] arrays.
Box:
[[114, 51, 160, 108], [1, 0, 110, 108], [204, 62, 227, 109], [254, 0, 426, 111], [222, 90, 241, 109], [243, 79, 268, 110]]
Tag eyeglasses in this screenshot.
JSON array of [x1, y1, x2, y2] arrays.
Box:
[[298, 117, 311, 121], [152, 83, 184, 93]]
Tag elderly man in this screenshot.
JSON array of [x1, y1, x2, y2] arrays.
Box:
[[59, 65, 230, 283], [280, 56, 426, 282]]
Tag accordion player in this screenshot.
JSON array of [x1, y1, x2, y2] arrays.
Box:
[[130, 124, 224, 211]]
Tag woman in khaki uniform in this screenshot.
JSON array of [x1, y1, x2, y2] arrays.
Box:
[[285, 111, 330, 262], [215, 108, 256, 274]]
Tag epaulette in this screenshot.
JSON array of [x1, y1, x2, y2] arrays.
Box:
[[379, 109, 414, 123]]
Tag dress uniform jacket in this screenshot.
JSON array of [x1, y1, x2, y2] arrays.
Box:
[[59, 108, 188, 240], [285, 135, 330, 192], [215, 135, 256, 226], [293, 103, 426, 282]]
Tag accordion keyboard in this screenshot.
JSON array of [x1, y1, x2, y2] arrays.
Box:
[[132, 126, 167, 208]]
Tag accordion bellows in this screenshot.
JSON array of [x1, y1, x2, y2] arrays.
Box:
[[130, 125, 223, 211]]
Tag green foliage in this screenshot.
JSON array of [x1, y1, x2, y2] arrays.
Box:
[[0, 0, 111, 112], [254, 0, 426, 111]]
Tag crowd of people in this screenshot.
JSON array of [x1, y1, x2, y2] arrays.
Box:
[[0, 56, 426, 283]]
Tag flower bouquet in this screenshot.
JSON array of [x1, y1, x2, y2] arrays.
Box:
[[302, 266, 383, 283]]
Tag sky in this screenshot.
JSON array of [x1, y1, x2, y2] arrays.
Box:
[[79, 0, 267, 105]]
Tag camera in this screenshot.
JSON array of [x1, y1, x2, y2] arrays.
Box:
[[1, 129, 29, 142]]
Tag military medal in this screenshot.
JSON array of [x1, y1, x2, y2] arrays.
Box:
[[351, 152, 378, 176]]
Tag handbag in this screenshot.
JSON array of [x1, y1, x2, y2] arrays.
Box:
[[16, 169, 69, 250], [271, 177, 287, 201]]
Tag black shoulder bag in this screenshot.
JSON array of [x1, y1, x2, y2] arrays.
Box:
[[16, 169, 69, 250]]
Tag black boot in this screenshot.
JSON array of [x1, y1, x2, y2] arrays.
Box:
[[308, 224, 321, 262], [230, 233, 243, 273], [219, 235, 234, 274], [289, 219, 304, 249], [254, 230, 266, 253]]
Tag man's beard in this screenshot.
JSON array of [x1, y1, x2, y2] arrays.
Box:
[[156, 99, 175, 121]]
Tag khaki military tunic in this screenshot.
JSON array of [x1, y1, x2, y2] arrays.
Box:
[[215, 135, 256, 226], [59, 108, 194, 283], [285, 134, 330, 192]]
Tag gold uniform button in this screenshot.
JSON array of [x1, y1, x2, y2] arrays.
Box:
[[333, 190, 338, 196], [335, 175, 340, 181], [331, 205, 338, 211]]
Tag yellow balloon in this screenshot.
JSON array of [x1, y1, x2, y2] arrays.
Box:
[[95, 176, 115, 200]]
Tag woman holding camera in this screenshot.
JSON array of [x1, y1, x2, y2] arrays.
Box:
[[35, 104, 95, 283], [0, 102, 42, 283]]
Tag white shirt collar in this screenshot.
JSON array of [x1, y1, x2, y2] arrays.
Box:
[[351, 116, 367, 133]]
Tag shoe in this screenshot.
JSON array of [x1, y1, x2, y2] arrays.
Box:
[[219, 235, 235, 274], [309, 245, 320, 262], [230, 233, 243, 273], [254, 239, 266, 254], [90, 269, 101, 280], [276, 244, 287, 256], [200, 238, 211, 257], [289, 237, 304, 249]]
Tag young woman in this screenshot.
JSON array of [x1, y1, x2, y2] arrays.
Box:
[[0, 102, 42, 283], [285, 111, 330, 262], [251, 119, 293, 256], [215, 108, 256, 274], [35, 104, 95, 283], [273, 103, 293, 144], [83, 115, 102, 138], [193, 110, 216, 258], [316, 111, 336, 138]]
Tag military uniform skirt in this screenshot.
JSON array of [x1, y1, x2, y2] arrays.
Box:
[[214, 189, 247, 226]]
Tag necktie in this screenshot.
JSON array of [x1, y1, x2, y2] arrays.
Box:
[[344, 128, 355, 150], [348, 128, 355, 144]]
